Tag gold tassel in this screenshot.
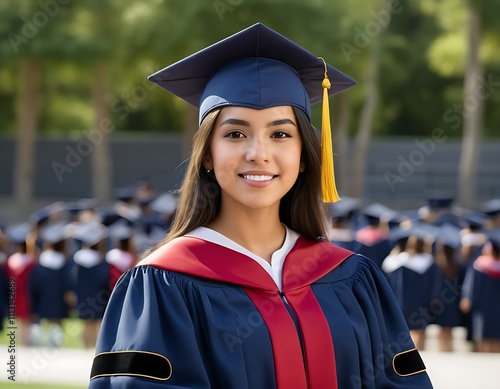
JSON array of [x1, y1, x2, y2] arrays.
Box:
[[318, 57, 340, 203]]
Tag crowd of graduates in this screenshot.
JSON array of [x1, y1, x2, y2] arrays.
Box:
[[0, 180, 178, 349], [1, 183, 500, 354], [326, 194, 500, 353]]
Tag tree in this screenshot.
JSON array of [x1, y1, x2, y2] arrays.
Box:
[[459, 5, 483, 208]]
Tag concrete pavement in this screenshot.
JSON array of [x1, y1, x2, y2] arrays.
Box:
[[1, 326, 500, 388]]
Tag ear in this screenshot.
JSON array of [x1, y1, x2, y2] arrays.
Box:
[[299, 161, 305, 173], [203, 156, 213, 171]]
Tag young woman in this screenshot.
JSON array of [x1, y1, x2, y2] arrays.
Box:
[[89, 23, 433, 388]]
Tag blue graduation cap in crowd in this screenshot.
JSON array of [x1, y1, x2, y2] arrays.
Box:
[[425, 190, 455, 210], [39, 221, 68, 244], [407, 222, 440, 243], [148, 22, 356, 203], [437, 223, 462, 249], [481, 199, 500, 217], [327, 197, 361, 220], [114, 188, 136, 203], [462, 210, 487, 229], [361, 202, 400, 227], [150, 192, 178, 215], [487, 231, 500, 252], [109, 219, 134, 241], [68, 222, 108, 246], [28, 201, 67, 226], [65, 199, 97, 217], [5, 223, 32, 243]]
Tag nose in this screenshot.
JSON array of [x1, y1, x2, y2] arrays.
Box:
[[246, 137, 270, 163]]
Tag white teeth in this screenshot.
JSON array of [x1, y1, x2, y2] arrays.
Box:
[[242, 175, 274, 181]]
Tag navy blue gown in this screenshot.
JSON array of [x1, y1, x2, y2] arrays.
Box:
[[70, 250, 111, 320], [382, 253, 441, 330], [29, 259, 71, 320], [89, 236, 433, 388], [462, 256, 500, 340]]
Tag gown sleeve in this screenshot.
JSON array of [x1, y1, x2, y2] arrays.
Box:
[[88, 266, 211, 388], [320, 254, 434, 388]]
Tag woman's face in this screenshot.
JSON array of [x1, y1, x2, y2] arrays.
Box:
[[207, 105, 303, 212]]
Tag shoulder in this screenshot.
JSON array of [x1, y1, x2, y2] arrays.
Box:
[[315, 251, 382, 284]]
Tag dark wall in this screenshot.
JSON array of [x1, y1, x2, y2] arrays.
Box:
[[1, 135, 499, 209]]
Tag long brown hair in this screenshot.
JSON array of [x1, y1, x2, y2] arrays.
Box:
[[151, 106, 328, 252]]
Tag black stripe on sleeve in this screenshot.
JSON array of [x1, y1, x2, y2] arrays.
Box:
[[392, 348, 426, 377], [90, 350, 172, 381]]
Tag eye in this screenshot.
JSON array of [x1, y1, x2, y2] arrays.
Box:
[[224, 131, 245, 139], [271, 131, 291, 139]]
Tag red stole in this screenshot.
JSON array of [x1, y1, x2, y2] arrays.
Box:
[[140, 236, 353, 389]]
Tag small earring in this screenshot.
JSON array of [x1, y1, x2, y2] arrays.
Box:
[[207, 169, 211, 173]]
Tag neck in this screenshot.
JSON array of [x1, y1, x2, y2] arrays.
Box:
[[206, 207, 286, 263]]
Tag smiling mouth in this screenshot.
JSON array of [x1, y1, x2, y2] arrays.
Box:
[[239, 174, 276, 181]]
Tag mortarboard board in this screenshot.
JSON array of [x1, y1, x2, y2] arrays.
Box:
[[148, 23, 355, 124], [327, 197, 361, 220], [5, 223, 32, 243], [437, 223, 462, 249], [67, 221, 108, 246], [39, 221, 68, 244], [109, 219, 134, 241], [65, 199, 97, 216], [361, 202, 400, 226], [150, 192, 178, 215], [148, 22, 356, 203], [389, 226, 413, 242], [486, 231, 500, 252], [462, 210, 487, 229], [114, 188, 136, 203], [407, 222, 440, 243], [481, 199, 500, 217], [28, 201, 67, 226], [425, 190, 455, 210]]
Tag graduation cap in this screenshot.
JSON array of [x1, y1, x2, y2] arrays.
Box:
[[462, 210, 487, 229], [28, 201, 67, 226], [327, 197, 361, 220], [407, 222, 440, 243], [481, 199, 500, 217], [150, 192, 178, 214], [361, 203, 399, 225], [487, 231, 500, 253], [437, 223, 462, 249], [425, 190, 455, 210], [39, 221, 68, 244], [65, 199, 97, 216], [109, 219, 134, 241], [114, 188, 136, 203], [4, 223, 32, 243], [148, 22, 356, 203], [67, 222, 108, 246], [389, 226, 414, 242]]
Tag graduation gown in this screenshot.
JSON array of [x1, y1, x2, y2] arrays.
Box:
[[382, 253, 441, 330], [89, 236, 432, 388], [29, 251, 71, 320], [462, 255, 500, 340]]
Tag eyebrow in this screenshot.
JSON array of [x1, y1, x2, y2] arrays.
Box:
[[219, 118, 297, 127]]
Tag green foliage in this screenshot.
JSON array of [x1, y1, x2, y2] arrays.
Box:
[[0, 0, 499, 137]]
